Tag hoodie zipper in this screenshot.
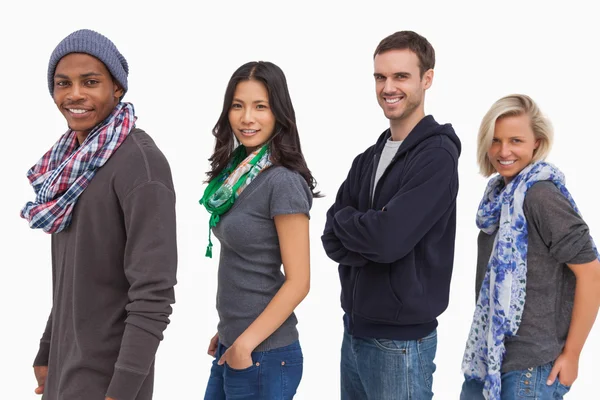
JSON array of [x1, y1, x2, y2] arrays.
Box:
[[351, 149, 410, 331], [370, 147, 410, 209], [368, 153, 380, 209]]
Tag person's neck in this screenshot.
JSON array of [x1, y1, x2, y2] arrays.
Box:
[[389, 110, 426, 141], [75, 130, 91, 145]]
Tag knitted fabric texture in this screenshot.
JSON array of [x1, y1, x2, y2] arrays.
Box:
[[47, 29, 128, 97]]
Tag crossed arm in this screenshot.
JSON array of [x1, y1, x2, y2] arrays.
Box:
[[323, 148, 457, 265]]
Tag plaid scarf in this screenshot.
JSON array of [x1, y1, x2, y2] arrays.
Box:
[[21, 102, 136, 234], [462, 161, 599, 399], [199, 144, 272, 257]]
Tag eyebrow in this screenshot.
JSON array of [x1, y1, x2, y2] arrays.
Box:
[[232, 98, 269, 104], [54, 72, 104, 79], [373, 72, 411, 78]]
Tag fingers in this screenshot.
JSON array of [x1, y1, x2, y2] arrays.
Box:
[[207, 342, 216, 356], [208, 334, 219, 356], [33, 366, 48, 395], [218, 350, 227, 366], [547, 363, 561, 385]]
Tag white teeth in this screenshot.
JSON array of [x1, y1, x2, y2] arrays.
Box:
[[499, 160, 516, 165], [242, 130, 257, 133], [68, 109, 88, 114], [385, 97, 401, 104]]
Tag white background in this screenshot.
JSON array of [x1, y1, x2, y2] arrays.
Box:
[[1, 1, 599, 399]]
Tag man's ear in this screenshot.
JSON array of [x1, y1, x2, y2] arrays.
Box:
[[113, 81, 124, 100], [422, 69, 434, 90]]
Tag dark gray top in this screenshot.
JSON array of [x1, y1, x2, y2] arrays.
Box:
[[475, 181, 596, 372], [33, 129, 177, 400], [213, 166, 312, 352]]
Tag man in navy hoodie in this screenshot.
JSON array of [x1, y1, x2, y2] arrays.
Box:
[[322, 31, 461, 399]]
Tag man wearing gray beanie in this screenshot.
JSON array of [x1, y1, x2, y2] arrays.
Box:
[[23, 29, 177, 400]]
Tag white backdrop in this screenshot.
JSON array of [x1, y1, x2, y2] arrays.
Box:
[[1, 1, 599, 399]]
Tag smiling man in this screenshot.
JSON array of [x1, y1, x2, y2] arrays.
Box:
[[21, 29, 177, 400], [322, 31, 461, 399]]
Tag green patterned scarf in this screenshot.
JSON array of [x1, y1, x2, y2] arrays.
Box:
[[199, 144, 272, 257]]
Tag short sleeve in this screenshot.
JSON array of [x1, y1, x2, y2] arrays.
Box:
[[268, 167, 312, 218], [524, 181, 597, 264]]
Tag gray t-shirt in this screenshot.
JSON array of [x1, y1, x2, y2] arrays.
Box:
[[372, 138, 403, 201], [213, 166, 312, 352], [475, 181, 596, 372]]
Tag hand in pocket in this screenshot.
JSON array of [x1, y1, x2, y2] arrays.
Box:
[[219, 342, 253, 370]]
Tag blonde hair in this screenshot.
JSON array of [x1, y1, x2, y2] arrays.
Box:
[[477, 94, 554, 177]]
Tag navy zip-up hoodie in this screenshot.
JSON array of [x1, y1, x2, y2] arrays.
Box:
[[322, 115, 461, 340]]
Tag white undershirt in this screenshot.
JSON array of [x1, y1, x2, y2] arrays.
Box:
[[372, 138, 403, 202]]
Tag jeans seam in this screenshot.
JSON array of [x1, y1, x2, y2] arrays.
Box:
[[281, 362, 285, 399], [417, 333, 436, 393], [417, 346, 432, 389], [406, 343, 412, 400]]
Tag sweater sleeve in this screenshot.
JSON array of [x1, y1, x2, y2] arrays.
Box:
[[33, 311, 52, 366], [524, 181, 597, 264], [321, 155, 370, 267], [105, 181, 177, 400], [333, 147, 457, 263]]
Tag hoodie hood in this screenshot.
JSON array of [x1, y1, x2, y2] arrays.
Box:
[[374, 115, 462, 158]]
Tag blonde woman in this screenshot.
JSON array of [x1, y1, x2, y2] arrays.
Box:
[[460, 94, 600, 399]]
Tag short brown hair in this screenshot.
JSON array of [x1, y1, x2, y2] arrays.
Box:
[[374, 31, 435, 77]]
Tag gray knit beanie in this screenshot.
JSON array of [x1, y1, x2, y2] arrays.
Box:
[[47, 29, 128, 98]]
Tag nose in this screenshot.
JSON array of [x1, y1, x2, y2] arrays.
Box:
[[241, 108, 255, 125], [383, 78, 396, 94], [498, 142, 512, 157], [67, 83, 85, 102]]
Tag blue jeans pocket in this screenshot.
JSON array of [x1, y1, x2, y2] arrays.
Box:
[[224, 354, 263, 399], [372, 338, 407, 352], [554, 382, 571, 399]]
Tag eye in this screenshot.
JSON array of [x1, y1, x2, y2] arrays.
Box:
[[491, 138, 500, 143], [512, 138, 522, 143], [85, 79, 99, 86], [374, 75, 385, 81], [257, 104, 268, 109], [231, 103, 242, 109], [55, 80, 69, 87]]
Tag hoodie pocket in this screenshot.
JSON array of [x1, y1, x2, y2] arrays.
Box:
[[353, 264, 403, 322], [339, 265, 360, 313]]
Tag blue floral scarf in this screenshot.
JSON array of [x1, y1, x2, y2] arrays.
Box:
[[462, 161, 598, 399]]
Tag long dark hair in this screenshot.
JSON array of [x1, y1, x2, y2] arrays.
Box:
[[207, 61, 320, 197]]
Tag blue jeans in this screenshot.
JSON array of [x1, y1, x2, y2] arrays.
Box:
[[460, 362, 571, 399], [204, 340, 303, 400], [341, 328, 437, 400]]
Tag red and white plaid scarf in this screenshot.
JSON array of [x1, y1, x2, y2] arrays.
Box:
[[21, 102, 136, 233]]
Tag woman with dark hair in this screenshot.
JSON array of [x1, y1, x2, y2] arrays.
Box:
[[200, 61, 318, 399]]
